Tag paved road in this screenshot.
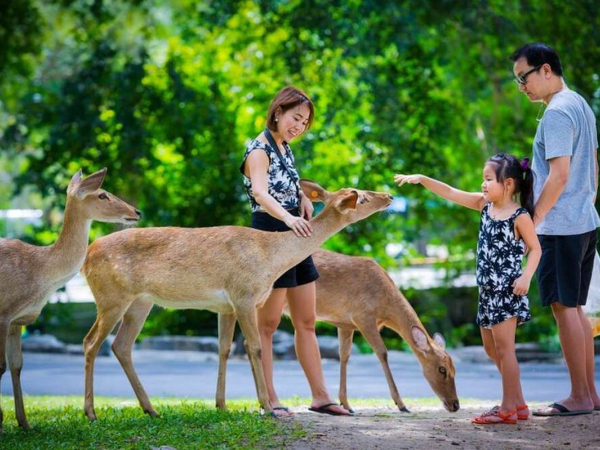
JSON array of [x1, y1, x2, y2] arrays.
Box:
[[3, 349, 599, 404]]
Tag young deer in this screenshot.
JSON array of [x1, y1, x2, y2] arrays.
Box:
[[215, 250, 460, 414], [310, 249, 459, 412], [81, 180, 391, 420], [0, 168, 140, 431]]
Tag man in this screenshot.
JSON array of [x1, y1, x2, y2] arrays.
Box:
[[511, 42, 600, 416]]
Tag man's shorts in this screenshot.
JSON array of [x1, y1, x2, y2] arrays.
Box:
[[251, 208, 319, 289], [537, 229, 598, 307]]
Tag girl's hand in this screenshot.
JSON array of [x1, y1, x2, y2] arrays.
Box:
[[512, 275, 531, 296], [394, 174, 422, 186], [300, 194, 314, 221], [284, 214, 313, 238]]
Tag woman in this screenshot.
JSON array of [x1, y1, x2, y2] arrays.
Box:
[[240, 86, 351, 418]]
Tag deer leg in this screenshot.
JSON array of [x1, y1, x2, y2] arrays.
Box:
[[337, 327, 355, 413], [6, 324, 29, 430], [235, 305, 271, 415], [83, 305, 127, 421], [357, 322, 408, 412], [111, 299, 157, 417], [216, 313, 236, 410], [0, 320, 10, 432]]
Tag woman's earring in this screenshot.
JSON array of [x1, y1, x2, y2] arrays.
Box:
[[275, 118, 279, 122]]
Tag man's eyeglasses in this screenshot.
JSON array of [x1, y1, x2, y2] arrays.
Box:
[[514, 65, 543, 86]]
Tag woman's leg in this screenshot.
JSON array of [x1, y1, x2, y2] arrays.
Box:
[[257, 287, 289, 415], [491, 317, 522, 413], [287, 282, 350, 415]]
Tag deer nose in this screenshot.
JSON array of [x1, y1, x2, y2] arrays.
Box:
[[452, 400, 460, 411], [135, 209, 142, 217]]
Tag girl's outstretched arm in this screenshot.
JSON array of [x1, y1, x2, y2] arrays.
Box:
[[394, 174, 485, 211], [512, 213, 542, 295]]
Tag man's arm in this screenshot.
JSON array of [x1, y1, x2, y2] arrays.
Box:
[[533, 156, 570, 227], [594, 148, 598, 205]]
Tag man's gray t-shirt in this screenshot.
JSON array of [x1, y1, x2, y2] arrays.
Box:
[[532, 88, 599, 235]]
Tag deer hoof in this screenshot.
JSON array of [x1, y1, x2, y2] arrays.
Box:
[[145, 408, 159, 418], [399, 406, 410, 413]]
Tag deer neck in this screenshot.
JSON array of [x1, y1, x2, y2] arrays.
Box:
[[384, 293, 431, 362], [267, 209, 346, 276], [49, 199, 92, 279]]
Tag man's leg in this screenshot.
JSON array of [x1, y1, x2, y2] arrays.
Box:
[[548, 302, 593, 412], [578, 307, 600, 407]]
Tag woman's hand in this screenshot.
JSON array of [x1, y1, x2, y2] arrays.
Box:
[[512, 274, 532, 296], [394, 174, 422, 186], [300, 194, 314, 221], [284, 214, 313, 237]]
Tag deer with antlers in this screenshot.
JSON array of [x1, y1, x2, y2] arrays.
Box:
[[81, 180, 392, 420], [0, 168, 140, 431], [216, 249, 460, 413]]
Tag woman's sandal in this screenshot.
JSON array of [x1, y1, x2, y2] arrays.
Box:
[[472, 408, 518, 425], [517, 404, 529, 420]]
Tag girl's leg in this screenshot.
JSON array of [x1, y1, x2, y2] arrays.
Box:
[[287, 282, 350, 415], [491, 317, 522, 414], [256, 287, 289, 416], [480, 327, 500, 371]]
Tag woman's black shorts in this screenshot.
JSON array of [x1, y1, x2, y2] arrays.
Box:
[[537, 230, 598, 307], [251, 208, 320, 289]]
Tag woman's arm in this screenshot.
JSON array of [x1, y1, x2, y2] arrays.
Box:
[[512, 213, 542, 295], [245, 150, 312, 237], [394, 174, 485, 211]]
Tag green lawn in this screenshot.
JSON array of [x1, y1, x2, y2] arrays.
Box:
[[0, 396, 305, 450]]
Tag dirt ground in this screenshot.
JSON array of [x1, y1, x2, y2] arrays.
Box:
[[283, 403, 600, 450]]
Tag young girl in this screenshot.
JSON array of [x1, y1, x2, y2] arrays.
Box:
[[395, 153, 541, 424]]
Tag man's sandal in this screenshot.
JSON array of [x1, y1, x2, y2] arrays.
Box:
[[472, 408, 517, 425]]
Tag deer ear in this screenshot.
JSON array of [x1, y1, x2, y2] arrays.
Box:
[[334, 190, 359, 213], [67, 169, 83, 195], [433, 332, 446, 350], [300, 179, 329, 203], [76, 168, 107, 198], [411, 326, 430, 353]]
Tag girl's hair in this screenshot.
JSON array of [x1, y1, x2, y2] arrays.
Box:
[[486, 153, 535, 217], [266, 86, 314, 132]]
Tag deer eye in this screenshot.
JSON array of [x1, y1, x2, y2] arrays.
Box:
[[98, 193, 108, 200], [439, 366, 447, 377]]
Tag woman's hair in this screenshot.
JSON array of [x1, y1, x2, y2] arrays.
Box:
[[486, 153, 535, 217], [266, 86, 314, 132]]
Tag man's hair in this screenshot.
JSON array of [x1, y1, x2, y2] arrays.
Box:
[[510, 43, 563, 76]]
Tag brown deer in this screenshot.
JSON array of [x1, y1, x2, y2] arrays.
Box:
[[310, 249, 458, 412], [215, 250, 460, 414], [81, 180, 392, 420], [0, 168, 140, 431]]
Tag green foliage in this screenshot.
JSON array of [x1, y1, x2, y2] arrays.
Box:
[[0, 396, 304, 449], [0, 1, 597, 345]]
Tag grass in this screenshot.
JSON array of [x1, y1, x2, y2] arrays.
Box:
[[0, 396, 305, 450], [0, 396, 505, 449]]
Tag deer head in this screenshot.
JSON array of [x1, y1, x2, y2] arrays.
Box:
[[66, 168, 141, 224], [411, 326, 460, 412], [300, 179, 392, 223]]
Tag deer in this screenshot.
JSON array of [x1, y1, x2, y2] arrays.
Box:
[[81, 179, 392, 420], [0, 168, 141, 431], [215, 249, 460, 414], [308, 249, 459, 412]]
